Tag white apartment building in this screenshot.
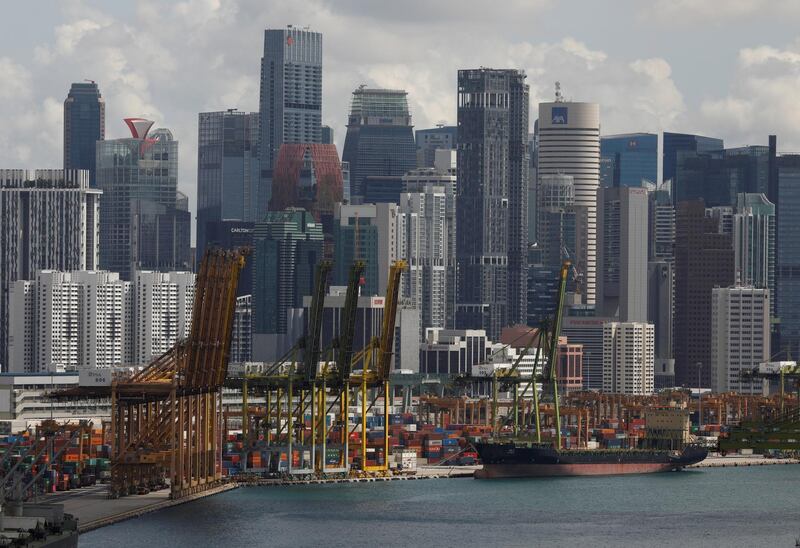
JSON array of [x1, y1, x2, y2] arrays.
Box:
[[710, 287, 770, 394], [134, 271, 194, 365], [8, 270, 194, 372], [603, 322, 655, 395]]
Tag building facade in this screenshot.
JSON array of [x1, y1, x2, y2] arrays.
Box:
[[662, 132, 723, 186], [269, 143, 344, 229], [597, 186, 649, 321], [776, 155, 800, 356], [733, 193, 775, 316], [538, 94, 600, 304], [456, 68, 529, 338], [252, 209, 323, 339], [133, 270, 194, 365], [342, 87, 416, 202], [64, 82, 105, 187], [710, 287, 770, 394], [0, 169, 100, 370], [8, 269, 192, 371], [674, 200, 735, 387], [415, 125, 457, 168], [602, 322, 655, 395], [96, 121, 190, 280], [259, 27, 322, 206], [600, 133, 657, 188], [196, 110, 260, 262], [333, 203, 398, 296]]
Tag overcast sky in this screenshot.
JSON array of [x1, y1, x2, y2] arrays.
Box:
[[3, 0, 800, 238]]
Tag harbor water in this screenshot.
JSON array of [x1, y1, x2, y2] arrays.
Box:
[[83, 466, 800, 547]]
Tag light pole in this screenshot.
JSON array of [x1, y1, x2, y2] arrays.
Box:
[[696, 361, 702, 429]]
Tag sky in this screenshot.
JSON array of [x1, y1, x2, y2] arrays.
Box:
[[3, 0, 800, 240]]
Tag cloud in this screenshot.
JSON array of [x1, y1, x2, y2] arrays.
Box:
[[646, 0, 800, 24], [699, 41, 800, 148]]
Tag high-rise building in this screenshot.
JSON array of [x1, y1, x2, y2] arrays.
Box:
[[733, 193, 775, 316], [397, 184, 456, 332], [456, 68, 529, 338], [415, 125, 457, 168], [648, 181, 675, 263], [269, 143, 344, 248], [662, 132, 723, 186], [202, 220, 255, 296], [259, 27, 322, 207], [196, 110, 260, 262], [252, 208, 323, 342], [537, 174, 578, 267], [538, 89, 600, 304], [0, 169, 100, 370], [674, 145, 773, 207], [333, 203, 398, 296], [647, 260, 674, 389], [602, 321, 655, 395], [321, 125, 334, 145], [673, 200, 735, 387], [133, 270, 194, 365], [776, 155, 800, 356], [597, 186, 649, 322], [96, 120, 190, 280], [600, 133, 657, 188], [230, 294, 252, 365], [8, 270, 132, 372], [710, 287, 770, 394], [64, 82, 105, 187], [342, 87, 416, 202], [562, 315, 616, 391]]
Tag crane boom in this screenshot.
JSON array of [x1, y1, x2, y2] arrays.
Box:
[[376, 260, 407, 380], [336, 261, 365, 383], [303, 261, 332, 381]]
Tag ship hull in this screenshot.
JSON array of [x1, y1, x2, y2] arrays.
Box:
[[476, 462, 679, 478], [474, 442, 707, 479]]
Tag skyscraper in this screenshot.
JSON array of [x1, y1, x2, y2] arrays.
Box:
[[456, 68, 529, 339], [415, 125, 457, 168], [133, 270, 195, 365], [259, 27, 322, 208], [602, 321, 655, 395], [403, 161, 457, 328], [269, 143, 344, 236], [733, 193, 775, 316], [648, 181, 675, 263], [538, 87, 600, 304], [0, 169, 100, 370], [333, 203, 398, 297], [9, 270, 133, 372], [252, 208, 323, 338], [776, 154, 800, 356], [64, 82, 105, 187], [96, 120, 190, 280], [711, 286, 770, 395], [597, 186, 649, 322], [675, 145, 772, 207], [342, 87, 416, 202], [196, 109, 260, 262], [537, 174, 577, 267], [600, 133, 657, 188], [662, 132, 723, 186], [673, 200, 735, 387]]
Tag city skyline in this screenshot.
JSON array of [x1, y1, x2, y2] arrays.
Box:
[[3, 2, 800, 239]]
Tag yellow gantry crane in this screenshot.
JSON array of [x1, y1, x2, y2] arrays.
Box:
[[349, 259, 407, 473]]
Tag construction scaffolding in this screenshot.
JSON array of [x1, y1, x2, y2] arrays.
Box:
[[109, 248, 248, 498]]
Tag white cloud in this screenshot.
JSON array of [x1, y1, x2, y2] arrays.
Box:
[[699, 41, 800, 149]]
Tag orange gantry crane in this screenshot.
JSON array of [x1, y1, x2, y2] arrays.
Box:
[[110, 248, 248, 498]]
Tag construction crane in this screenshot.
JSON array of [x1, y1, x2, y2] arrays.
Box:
[[350, 259, 407, 473]]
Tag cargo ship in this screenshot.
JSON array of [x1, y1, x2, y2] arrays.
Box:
[[473, 441, 708, 478]]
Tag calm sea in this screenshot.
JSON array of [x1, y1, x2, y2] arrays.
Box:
[[82, 466, 800, 547]]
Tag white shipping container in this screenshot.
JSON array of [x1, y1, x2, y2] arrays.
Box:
[[406, 424, 417, 432]]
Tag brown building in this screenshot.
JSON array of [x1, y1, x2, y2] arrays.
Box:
[[673, 200, 735, 388]]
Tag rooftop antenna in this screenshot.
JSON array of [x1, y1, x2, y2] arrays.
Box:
[[555, 81, 564, 103]]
